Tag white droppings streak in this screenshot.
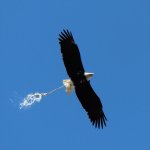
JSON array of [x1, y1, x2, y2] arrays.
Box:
[[19, 85, 65, 109]]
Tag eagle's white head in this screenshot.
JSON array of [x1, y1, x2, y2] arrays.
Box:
[[84, 72, 94, 81]]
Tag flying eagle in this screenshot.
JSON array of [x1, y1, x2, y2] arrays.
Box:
[[58, 30, 107, 129]]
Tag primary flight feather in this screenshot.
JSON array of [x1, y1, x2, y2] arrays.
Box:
[[58, 29, 107, 129]]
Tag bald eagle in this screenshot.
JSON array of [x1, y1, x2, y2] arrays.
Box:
[[58, 30, 107, 129]]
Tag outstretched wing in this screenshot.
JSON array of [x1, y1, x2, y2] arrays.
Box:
[[58, 29, 107, 128], [75, 81, 107, 128], [58, 29, 85, 86]]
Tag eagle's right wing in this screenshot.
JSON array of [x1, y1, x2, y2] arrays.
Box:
[[58, 29, 85, 86]]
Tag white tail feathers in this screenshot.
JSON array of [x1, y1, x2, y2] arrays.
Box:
[[62, 79, 74, 95]]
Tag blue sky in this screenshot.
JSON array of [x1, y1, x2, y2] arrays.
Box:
[[0, 0, 150, 149]]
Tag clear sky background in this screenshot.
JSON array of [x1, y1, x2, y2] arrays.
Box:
[[0, 0, 150, 149]]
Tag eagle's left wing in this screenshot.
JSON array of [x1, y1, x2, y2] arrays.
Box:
[[75, 81, 107, 128]]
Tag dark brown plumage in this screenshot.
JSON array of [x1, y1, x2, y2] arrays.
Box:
[[58, 29, 107, 128]]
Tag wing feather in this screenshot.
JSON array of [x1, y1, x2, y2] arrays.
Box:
[[75, 81, 107, 129], [59, 29, 85, 86]]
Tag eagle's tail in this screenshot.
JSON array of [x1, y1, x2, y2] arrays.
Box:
[[62, 79, 75, 95]]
